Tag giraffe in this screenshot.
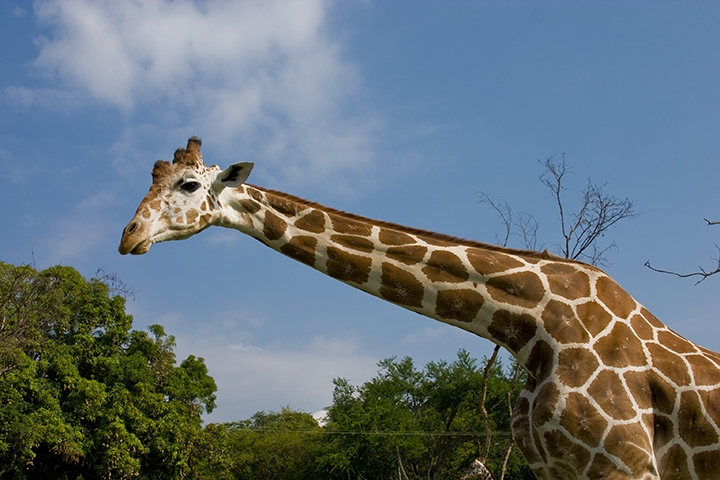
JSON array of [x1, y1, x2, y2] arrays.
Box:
[[460, 458, 497, 480], [119, 137, 720, 479]]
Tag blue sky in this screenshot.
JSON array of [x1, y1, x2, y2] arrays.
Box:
[[1, 0, 719, 423]]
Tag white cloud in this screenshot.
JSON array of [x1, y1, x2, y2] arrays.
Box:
[[402, 326, 447, 345], [22, 0, 381, 189], [144, 308, 377, 422], [181, 332, 377, 423]]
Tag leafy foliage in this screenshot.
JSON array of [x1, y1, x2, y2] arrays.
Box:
[[200, 407, 324, 480], [318, 351, 533, 480], [0, 262, 217, 479], [0, 262, 535, 479]]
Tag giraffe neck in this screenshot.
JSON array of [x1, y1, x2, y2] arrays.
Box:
[[217, 184, 612, 372]]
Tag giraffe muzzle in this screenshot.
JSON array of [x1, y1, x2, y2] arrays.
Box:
[[119, 220, 152, 255]]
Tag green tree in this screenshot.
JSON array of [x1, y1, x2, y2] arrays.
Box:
[[0, 262, 217, 479], [318, 351, 533, 480], [200, 407, 324, 480]]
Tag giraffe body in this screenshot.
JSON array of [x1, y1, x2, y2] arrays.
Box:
[[119, 138, 720, 479]]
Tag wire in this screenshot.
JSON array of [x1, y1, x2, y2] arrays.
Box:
[[231, 428, 514, 437]]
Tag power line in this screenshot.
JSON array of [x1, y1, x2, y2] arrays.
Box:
[[230, 428, 514, 437]]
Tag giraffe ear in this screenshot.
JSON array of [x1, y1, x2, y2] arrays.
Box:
[[215, 162, 254, 188]]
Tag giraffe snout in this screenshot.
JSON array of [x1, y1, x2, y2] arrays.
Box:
[[119, 218, 152, 255]]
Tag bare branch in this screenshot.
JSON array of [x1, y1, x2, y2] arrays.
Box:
[[540, 154, 639, 265], [539, 153, 571, 256], [645, 245, 720, 285], [95, 268, 137, 300], [646, 220, 720, 284], [478, 345, 501, 462], [478, 193, 512, 247], [479, 153, 637, 266], [478, 194, 541, 250]]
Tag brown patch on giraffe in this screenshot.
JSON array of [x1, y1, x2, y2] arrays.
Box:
[[331, 235, 374, 253], [657, 330, 696, 355], [239, 198, 261, 214], [435, 289, 484, 323], [263, 211, 287, 241], [641, 307, 664, 328], [698, 346, 720, 368], [186, 209, 199, 224], [542, 300, 589, 344], [150, 198, 161, 211], [386, 245, 427, 265], [698, 388, 720, 428], [630, 313, 654, 341], [686, 355, 720, 386], [556, 348, 599, 388], [623, 370, 653, 410], [200, 200, 208, 211], [652, 414, 674, 450], [526, 340, 554, 382], [540, 263, 591, 299], [678, 391, 719, 447], [647, 342, 692, 386], [466, 249, 524, 275], [658, 445, 690, 479], [647, 370, 679, 415], [532, 382, 560, 429], [422, 251, 469, 283], [595, 275, 637, 319], [330, 214, 372, 236], [543, 429, 591, 474], [488, 310, 538, 356], [593, 322, 646, 368], [267, 192, 300, 217], [199, 214, 212, 229], [694, 449, 720, 480], [176, 215, 185, 224], [559, 392, 608, 447], [587, 370, 636, 420], [511, 397, 544, 465], [485, 271, 545, 308], [603, 423, 654, 478], [326, 246, 371, 285], [248, 187, 264, 202], [576, 301, 613, 337], [380, 262, 424, 308], [295, 209, 325, 233], [586, 453, 630, 478], [378, 229, 416, 245], [279, 236, 317, 266]]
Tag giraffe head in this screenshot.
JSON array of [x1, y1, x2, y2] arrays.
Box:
[[119, 137, 253, 255]]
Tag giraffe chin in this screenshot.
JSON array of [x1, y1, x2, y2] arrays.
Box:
[[119, 239, 152, 255]]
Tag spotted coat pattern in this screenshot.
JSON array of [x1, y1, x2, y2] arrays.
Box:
[[120, 138, 720, 480]]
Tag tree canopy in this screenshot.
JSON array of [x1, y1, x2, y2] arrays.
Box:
[[0, 262, 534, 479], [0, 262, 217, 479]]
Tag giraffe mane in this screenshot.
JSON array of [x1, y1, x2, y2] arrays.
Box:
[[248, 185, 596, 268]]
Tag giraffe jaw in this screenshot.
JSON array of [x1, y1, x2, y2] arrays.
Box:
[[119, 237, 152, 255]]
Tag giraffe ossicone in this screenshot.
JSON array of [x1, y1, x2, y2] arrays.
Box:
[[120, 137, 720, 479]]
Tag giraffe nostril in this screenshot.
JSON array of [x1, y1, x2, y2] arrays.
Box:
[[125, 222, 137, 235]]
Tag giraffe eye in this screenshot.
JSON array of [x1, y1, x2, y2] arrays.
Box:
[[181, 181, 200, 192]]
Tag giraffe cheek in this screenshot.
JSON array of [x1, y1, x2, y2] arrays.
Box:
[[186, 209, 199, 224]]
